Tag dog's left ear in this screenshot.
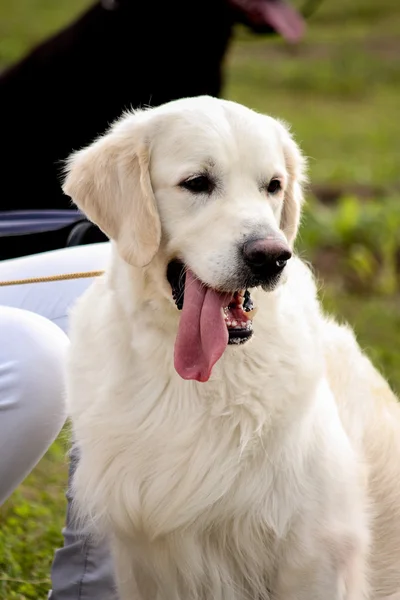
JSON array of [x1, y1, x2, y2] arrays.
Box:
[[63, 111, 161, 267], [277, 122, 308, 246]]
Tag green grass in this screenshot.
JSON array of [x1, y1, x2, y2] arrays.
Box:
[[0, 434, 69, 599], [0, 0, 92, 67], [1, 0, 400, 597]]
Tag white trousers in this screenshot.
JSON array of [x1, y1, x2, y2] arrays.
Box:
[[0, 242, 111, 503], [0, 306, 68, 504], [0, 242, 120, 598]]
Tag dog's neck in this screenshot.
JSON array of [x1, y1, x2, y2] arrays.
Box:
[[106, 244, 180, 333]]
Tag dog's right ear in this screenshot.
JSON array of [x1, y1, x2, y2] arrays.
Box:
[[63, 112, 161, 267]]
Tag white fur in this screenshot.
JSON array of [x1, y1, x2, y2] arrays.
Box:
[[64, 96, 400, 600]]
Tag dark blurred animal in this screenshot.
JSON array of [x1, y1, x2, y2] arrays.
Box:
[[0, 0, 304, 260], [0, 0, 303, 212]]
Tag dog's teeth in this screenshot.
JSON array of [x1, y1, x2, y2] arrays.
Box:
[[245, 307, 258, 319], [226, 320, 232, 327], [231, 320, 238, 327], [241, 321, 247, 328]]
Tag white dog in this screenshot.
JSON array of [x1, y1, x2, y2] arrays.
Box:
[[64, 96, 400, 600]]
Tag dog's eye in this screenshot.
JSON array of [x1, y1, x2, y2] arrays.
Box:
[[267, 179, 282, 194], [180, 175, 214, 195]]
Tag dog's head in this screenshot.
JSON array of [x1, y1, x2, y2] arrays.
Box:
[[64, 96, 307, 382], [101, 0, 304, 44]]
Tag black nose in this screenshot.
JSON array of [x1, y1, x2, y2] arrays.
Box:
[[242, 238, 292, 279]]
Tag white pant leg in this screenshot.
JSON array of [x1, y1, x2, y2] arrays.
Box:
[[0, 242, 111, 334], [0, 243, 117, 595], [0, 306, 69, 504]]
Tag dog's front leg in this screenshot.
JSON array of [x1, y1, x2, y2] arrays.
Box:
[[112, 539, 150, 600], [271, 524, 369, 600]]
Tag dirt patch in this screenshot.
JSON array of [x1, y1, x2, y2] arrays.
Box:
[[363, 36, 400, 60], [233, 34, 400, 62], [309, 182, 398, 204]]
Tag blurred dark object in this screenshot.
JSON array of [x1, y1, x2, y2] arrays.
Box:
[[0, 0, 306, 259], [0, 211, 105, 261]]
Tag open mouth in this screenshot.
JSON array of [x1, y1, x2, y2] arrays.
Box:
[[167, 260, 256, 345], [167, 260, 257, 383], [224, 290, 255, 344]]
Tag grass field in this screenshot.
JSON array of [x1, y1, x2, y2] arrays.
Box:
[[1, 0, 400, 597]]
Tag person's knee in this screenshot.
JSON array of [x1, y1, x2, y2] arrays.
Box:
[[0, 307, 70, 431], [0, 307, 70, 503]]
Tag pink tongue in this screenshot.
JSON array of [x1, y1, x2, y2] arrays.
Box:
[[174, 271, 232, 382], [237, 0, 305, 43], [260, 0, 305, 43]]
